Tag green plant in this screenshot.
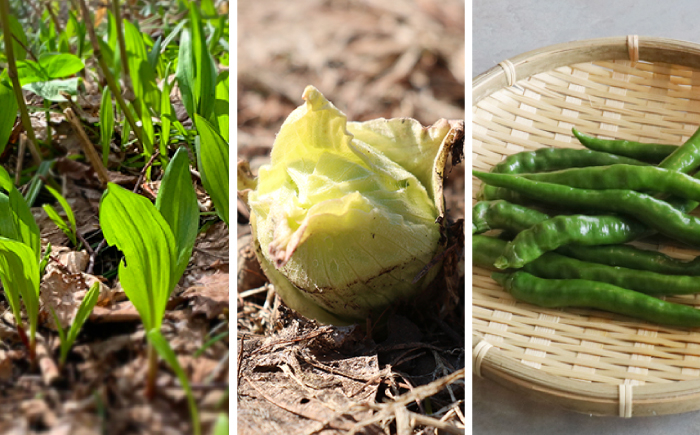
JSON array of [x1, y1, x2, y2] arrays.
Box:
[[42, 184, 79, 247], [177, 1, 217, 125], [147, 329, 200, 435], [16, 52, 85, 101], [0, 166, 41, 362], [210, 413, 228, 435], [99, 146, 199, 427], [194, 114, 228, 225], [100, 86, 114, 167], [49, 281, 100, 369]]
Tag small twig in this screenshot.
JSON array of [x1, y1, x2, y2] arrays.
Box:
[[11, 33, 39, 62], [75, 231, 94, 255], [133, 151, 160, 194], [35, 333, 60, 385], [64, 108, 110, 187], [348, 368, 466, 434], [237, 335, 244, 385], [87, 239, 107, 276]]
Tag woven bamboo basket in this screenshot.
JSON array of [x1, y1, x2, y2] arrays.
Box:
[[472, 36, 700, 417]]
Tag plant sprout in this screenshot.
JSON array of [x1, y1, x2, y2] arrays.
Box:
[[42, 184, 79, 248], [240, 85, 461, 325], [0, 166, 42, 361], [195, 114, 229, 225], [99, 146, 200, 433], [49, 281, 100, 370]]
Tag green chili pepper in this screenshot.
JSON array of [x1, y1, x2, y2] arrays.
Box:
[[472, 200, 700, 275], [519, 164, 700, 202], [494, 213, 648, 269], [491, 147, 648, 174], [657, 125, 700, 174], [473, 171, 700, 247], [474, 235, 700, 295], [491, 270, 700, 327], [472, 200, 548, 235], [572, 128, 675, 163], [557, 245, 700, 276], [481, 148, 647, 203]]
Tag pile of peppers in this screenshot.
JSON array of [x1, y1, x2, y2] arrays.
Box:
[[473, 126, 700, 327]]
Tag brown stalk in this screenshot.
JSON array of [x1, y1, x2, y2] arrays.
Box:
[[64, 107, 111, 187]]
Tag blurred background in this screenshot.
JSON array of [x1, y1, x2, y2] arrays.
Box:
[[237, 0, 465, 165]]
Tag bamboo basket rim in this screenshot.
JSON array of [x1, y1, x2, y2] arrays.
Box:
[[472, 35, 700, 417]]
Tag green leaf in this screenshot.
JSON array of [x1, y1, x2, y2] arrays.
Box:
[[211, 414, 228, 435], [100, 86, 115, 167], [194, 330, 228, 358], [104, 11, 120, 79], [195, 115, 228, 225], [147, 329, 200, 435], [155, 147, 199, 281], [99, 183, 177, 331], [175, 27, 195, 120], [214, 71, 228, 142], [8, 15, 27, 61], [37, 53, 85, 79], [0, 80, 18, 155], [160, 73, 174, 155], [23, 160, 52, 207], [123, 19, 160, 113], [189, 3, 217, 122], [54, 281, 100, 367], [9, 188, 41, 262], [43, 184, 77, 246], [15, 60, 48, 85], [0, 237, 40, 344], [43, 204, 72, 245], [176, 3, 217, 123], [147, 36, 162, 73], [23, 77, 81, 102], [0, 165, 12, 191]]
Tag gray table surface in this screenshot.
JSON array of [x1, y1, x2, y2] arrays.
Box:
[[473, 1, 700, 433]]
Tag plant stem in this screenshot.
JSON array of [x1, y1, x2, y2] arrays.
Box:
[[111, 0, 130, 81], [145, 341, 158, 400], [64, 107, 111, 187], [44, 0, 63, 35], [77, 0, 149, 154], [0, 0, 42, 165]]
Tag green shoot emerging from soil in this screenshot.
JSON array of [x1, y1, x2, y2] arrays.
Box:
[[49, 281, 100, 370], [99, 146, 200, 432]]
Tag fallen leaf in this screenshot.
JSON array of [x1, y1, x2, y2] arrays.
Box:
[[182, 273, 229, 319]]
